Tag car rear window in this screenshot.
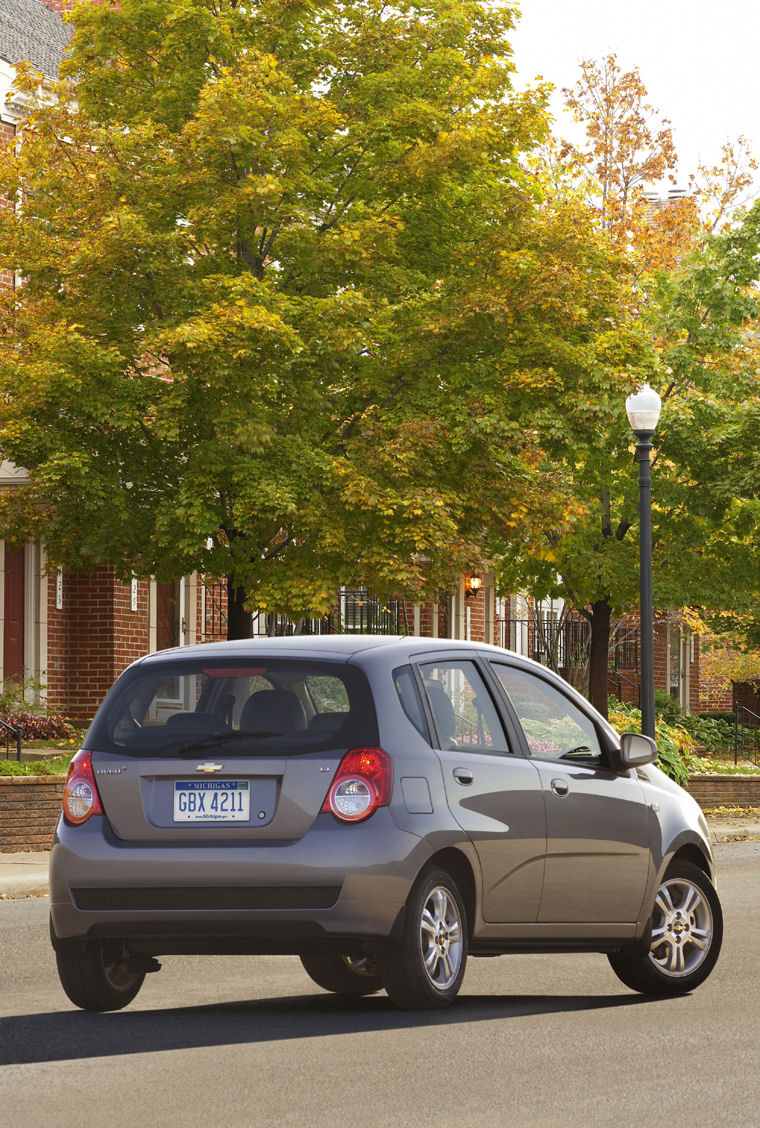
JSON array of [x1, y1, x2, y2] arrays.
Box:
[[87, 658, 378, 756]]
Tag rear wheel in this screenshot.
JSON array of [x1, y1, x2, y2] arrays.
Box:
[[608, 860, 722, 996], [299, 953, 383, 996], [381, 867, 468, 1010], [55, 938, 146, 1011]]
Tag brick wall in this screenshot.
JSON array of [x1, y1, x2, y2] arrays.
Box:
[[699, 676, 734, 714], [734, 681, 760, 714], [0, 775, 66, 851], [685, 774, 760, 808], [47, 567, 152, 721]]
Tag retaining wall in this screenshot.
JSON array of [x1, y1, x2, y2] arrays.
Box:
[[0, 776, 66, 852], [684, 774, 760, 808]]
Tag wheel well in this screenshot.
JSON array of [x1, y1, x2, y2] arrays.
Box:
[[667, 844, 712, 879], [425, 848, 477, 940]]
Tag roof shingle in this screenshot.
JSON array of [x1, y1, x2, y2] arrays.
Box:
[[0, 0, 71, 79]]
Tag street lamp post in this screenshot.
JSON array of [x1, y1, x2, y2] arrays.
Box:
[[626, 385, 662, 741]]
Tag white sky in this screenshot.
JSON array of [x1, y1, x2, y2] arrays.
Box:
[[510, 1, 760, 191]]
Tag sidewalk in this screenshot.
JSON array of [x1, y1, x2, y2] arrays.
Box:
[[0, 851, 51, 899], [2, 813, 759, 900]]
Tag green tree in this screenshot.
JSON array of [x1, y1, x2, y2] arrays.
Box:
[[499, 56, 760, 716], [0, 2, 647, 637]]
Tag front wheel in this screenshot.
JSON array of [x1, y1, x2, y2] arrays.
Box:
[[55, 938, 146, 1011], [300, 953, 383, 996], [608, 860, 722, 996], [381, 867, 468, 1010]]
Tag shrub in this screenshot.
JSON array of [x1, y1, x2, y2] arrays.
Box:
[[0, 671, 76, 742], [608, 700, 694, 786], [614, 694, 736, 755], [0, 709, 74, 741]]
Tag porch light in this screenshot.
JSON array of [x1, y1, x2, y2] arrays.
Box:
[[465, 574, 482, 599]]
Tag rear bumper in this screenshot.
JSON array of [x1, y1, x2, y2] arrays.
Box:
[[49, 811, 430, 950]]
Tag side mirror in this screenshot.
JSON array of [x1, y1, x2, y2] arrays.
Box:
[[619, 731, 657, 768]]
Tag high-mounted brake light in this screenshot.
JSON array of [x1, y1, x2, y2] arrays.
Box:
[[62, 749, 104, 826], [322, 748, 393, 823]]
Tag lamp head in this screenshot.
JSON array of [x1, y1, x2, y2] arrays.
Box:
[[465, 574, 482, 598], [626, 384, 662, 438]]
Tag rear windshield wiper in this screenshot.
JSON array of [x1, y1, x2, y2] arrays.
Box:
[[174, 731, 283, 756]]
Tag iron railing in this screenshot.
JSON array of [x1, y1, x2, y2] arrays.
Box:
[[270, 592, 403, 637], [203, 580, 228, 638], [735, 704, 760, 766], [497, 618, 639, 673], [1, 717, 22, 762], [607, 669, 641, 706]]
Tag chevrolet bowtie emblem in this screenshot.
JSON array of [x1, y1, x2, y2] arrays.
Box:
[[195, 761, 224, 774]]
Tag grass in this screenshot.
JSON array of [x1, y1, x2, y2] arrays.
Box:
[[689, 752, 760, 776], [0, 753, 74, 776]]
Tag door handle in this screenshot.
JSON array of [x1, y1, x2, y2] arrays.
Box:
[[453, 767, 474, 786], [550, 777, 569, 796]]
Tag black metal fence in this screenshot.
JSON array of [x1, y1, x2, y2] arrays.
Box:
[[497, 618, 639, 673], [270, 592, 402, 636], [203, 580, 227, 637], [1, 717, 22, 762]]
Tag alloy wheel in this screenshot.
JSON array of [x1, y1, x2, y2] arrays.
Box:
[[419, 885, 464, 990], [648, 876, 713, 977]]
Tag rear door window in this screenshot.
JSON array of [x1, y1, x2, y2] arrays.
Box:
[[418, 659, 510, 753], [89, 658, 377, 756]]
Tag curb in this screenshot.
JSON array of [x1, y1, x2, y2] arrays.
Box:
[[0, 853, 50, 900], [0, 872, 49, 899]]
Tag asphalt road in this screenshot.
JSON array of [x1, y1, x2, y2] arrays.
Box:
[[2, 841, 759, 1128]]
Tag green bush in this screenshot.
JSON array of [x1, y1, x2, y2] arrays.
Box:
[[617, 694, 736, 755], [608, 699, 694, 786]]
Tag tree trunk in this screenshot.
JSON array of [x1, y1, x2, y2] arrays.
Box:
[[587, 597, 612, 718], [226, 580, 253, 640]]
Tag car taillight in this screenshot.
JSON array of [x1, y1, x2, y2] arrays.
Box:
[[62, 749, 104, 826], [322, 748, 393, 823]]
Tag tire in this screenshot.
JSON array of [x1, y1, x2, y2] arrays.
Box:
[[299, 953, 383, 996], [381, 867, 468, 1010], [608, 860, 722, 996], [55, 938, 146, 1012]]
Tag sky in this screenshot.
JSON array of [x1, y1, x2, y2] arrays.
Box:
[[510, 0, 760, 192]]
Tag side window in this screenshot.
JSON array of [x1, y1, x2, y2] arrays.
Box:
[[491, 663, 602, 766], [418, 660, 510, 753], [393, 666, 429, 740]]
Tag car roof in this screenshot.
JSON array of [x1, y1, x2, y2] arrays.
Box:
[[135, 634, 553, 668], [135, 633, 538, 665], [137, 634, 411, 664]]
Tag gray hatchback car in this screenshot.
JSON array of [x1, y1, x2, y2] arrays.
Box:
[[50, 635, 722, 1011]]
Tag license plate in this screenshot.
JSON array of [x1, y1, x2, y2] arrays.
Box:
[[173, 780, 250, 822]]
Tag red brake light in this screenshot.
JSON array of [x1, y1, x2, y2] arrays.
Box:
[[62, 749, 103, 826], [321, 748, 393, 823]]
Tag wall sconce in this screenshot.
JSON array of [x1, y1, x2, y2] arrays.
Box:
[[465, 574, 482, 599]]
